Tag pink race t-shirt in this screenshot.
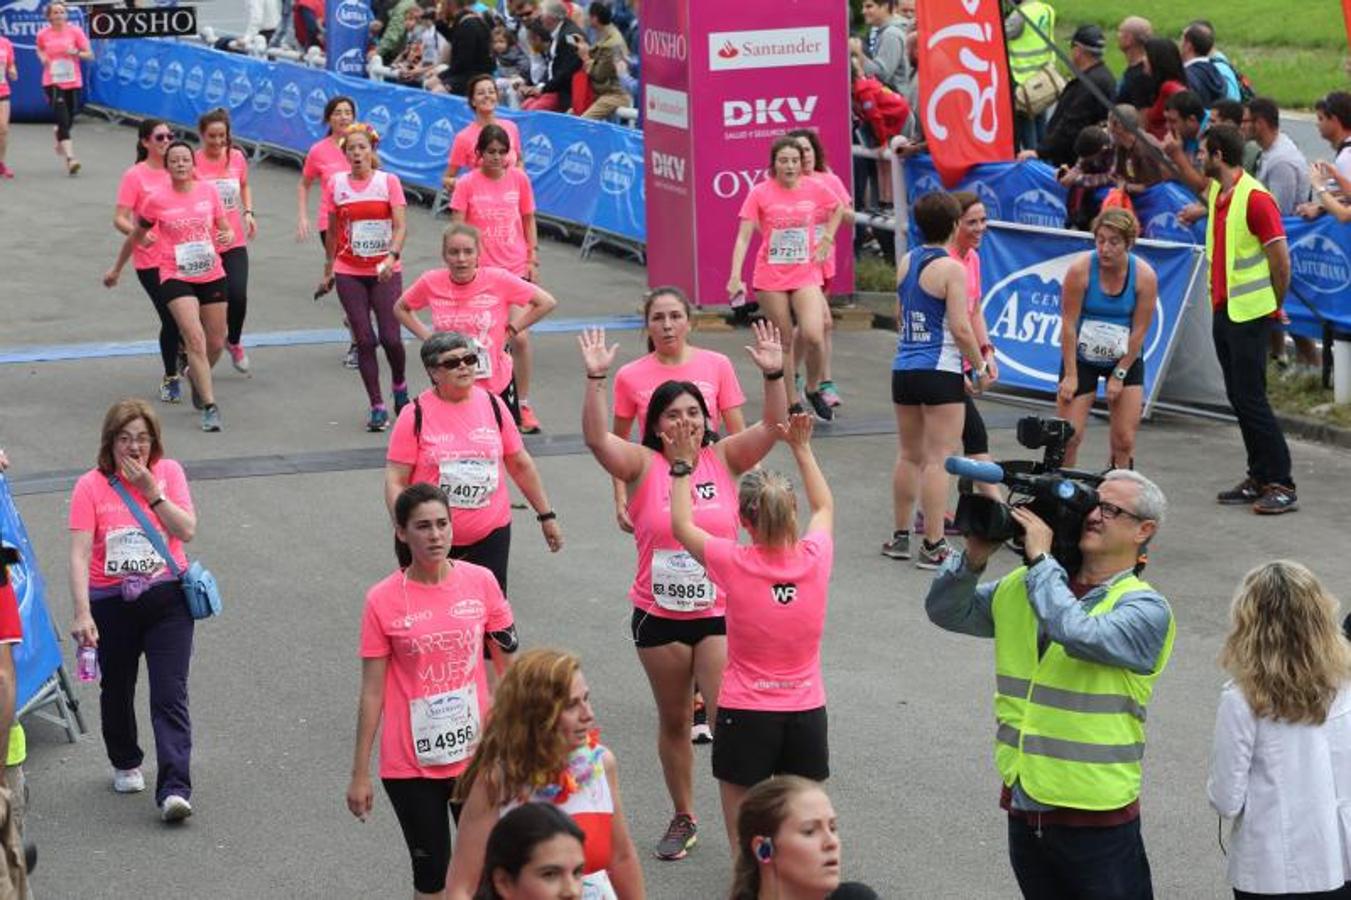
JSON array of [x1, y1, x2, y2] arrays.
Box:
[[704, 530, 833, 712], [625, 446, 739, 620], [449, 119, 523, 170], [450, 168, 536, 277], [35, 25, 89, 88], [140, 181, 228, 283], [359, 563, 514, 779], [303, 137, 350, 228], [613, 349, 745, 434], [739, 177, 838, 292], [399, 267, 534, 395], [949, 246, 983, 372], [386, 387, 524, 547], [0, 38, 15, 98], [116, 162, 171, 271], [806, 171, 850, 282], [68, 461, 194, 591], [195, 148, 249, 252]]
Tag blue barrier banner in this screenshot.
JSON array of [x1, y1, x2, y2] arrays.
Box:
[[976, 222, 1200, 408], [904, 156, 1068, 246], [88, 38, 645, 242], [1286, 214, 1351, 338], [325, 0, 369, 77], [0, 476, 64, 711]]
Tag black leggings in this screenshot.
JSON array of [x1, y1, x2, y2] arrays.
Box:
[[220, 246, 249, 345], [136, 267, 182, 379], [45, 86, 77, 141], [381, 777, 462, 894]]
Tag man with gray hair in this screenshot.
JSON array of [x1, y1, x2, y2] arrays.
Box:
[[1114, 16, 1153, 108], [519, 0, 584, 110], [925, 468, 1173, 898]]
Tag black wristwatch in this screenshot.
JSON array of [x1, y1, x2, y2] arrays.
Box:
[[669, 460, 694, 478], [1026, 553, 1048, 569], [536, 510, 557, 522]]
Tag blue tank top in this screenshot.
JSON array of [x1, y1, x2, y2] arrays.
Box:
[[893, 246, 962, 374], [1080, 253, 1137, 329]]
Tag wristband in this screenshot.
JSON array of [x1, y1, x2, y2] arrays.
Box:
[[587, 372, 608, 380], [390, 250, 401, 260], [536, 510, 557, 522], [980, 344, 993, 356], [506, 323, 520, 337], [1027, 553, 1048, 569], [763, 369, 785, 381], [149, 497, 165, 509]]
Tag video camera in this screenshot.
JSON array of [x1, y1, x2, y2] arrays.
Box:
[[947, 416, 1104, 574]]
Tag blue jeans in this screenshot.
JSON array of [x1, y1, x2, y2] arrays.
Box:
[[1007, 814, 1154, 900]]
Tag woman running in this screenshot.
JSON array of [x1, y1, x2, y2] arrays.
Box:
[[105, 141, 233, 433], [195, 108, 256, 375], [949, 192, 1000, 500], [34, 1, 92, 175], [670, 411, 833, 854], [317, 123, 408, 432], [114, 119, 178, 403], [347, 482, 517, 900], [578, 320, 786, 861], [787, 128, 851, 410], [442, 74, 523, 196], [1056, 208, 1157, 469], [68, 399, 199, 822], [449, 123, 544, 433], [447, 649, 645, 899], [473, 803, 589, 900], [727, 136, 843, 421], [885, 191, 987, 568], [394, 224, 556, 426], [385, 332, 562, 588], [0, 33, 17, 178]]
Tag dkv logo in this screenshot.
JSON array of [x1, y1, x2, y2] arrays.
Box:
[[160, 60, 183, 94], [600, 152, 637, 195], [394, 108, 422, 150], [425, 117, 455, 156], [1012, 189, 1066, 229], [722, 95, 817, 127], [651, 150, 685, 183], [1291, 232, 1351, 294], [252, 78, 275, 113], [524, 134, 554, 177], [277, 82, 301, 118], [559, 142, 594, 186]]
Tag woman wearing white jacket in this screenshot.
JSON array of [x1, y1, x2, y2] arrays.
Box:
[[1208, 560, 1351, 899]]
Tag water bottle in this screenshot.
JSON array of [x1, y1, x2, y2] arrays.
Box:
[[77, 645, 99, 683]]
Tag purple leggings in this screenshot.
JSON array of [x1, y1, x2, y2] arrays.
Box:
[[336, 273, 406, 405]]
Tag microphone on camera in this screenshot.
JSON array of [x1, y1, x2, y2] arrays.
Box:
[[944, 456, 1006, 485]]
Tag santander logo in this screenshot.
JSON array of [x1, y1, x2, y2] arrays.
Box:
[[708, 27, 830, 72], [717, 41, 738, 60]]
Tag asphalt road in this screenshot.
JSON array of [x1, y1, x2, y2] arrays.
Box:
[[2, 119, 1351, 900]]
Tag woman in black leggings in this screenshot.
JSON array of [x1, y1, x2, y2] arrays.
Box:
[[34, 1, 92, 175]]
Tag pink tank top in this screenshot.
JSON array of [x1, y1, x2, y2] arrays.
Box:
[[625, 445, 738, 620]]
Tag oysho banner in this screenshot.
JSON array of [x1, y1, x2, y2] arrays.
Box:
[[88, 39, 645, 242], [0, 476, 64, 711]]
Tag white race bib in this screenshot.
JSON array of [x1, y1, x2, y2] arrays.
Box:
[[50, 57, 76, 84], [469, 337, 493, 381], [213, 178, 241, 212], [582, 871, 618, 900], [767, 227, 809, 264], [104, 527, 163, 578], [410, 682, 480, 767], [1077, 320, 1130, 365], [350, 218, 392, 257], [651, 549, 716, 612], [174, 240, 215, 278], [438, 457, 499, 509]]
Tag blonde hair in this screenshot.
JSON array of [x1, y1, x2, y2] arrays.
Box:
[[442, 221, 481, 253], [455, 649, 582, 804], [1091, 207, 1140, 247], [1220, 560, 1351, 725], [738, 469, 798, 548]]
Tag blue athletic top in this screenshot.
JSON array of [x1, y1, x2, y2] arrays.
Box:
[[893, 246, 962, 374], [1080, 253, 1137, 329]]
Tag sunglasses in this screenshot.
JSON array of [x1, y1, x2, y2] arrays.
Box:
[[431, 354, 479, 371], [150, 133, 173, 142], [1096, 500, 1143, 522]]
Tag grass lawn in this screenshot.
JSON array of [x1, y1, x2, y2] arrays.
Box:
[[1052, 0, 1348, 107], [1265, 363, 1351, 427]]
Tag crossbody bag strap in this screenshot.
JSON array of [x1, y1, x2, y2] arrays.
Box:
[[107, 476, 184, 579]]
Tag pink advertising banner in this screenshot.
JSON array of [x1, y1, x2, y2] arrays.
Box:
[[643, 1, 853, 307]]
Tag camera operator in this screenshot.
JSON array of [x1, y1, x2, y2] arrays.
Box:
[[924, 469, 1174, 900]]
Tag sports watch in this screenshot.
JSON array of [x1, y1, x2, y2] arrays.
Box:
[[1112, 367, 1129, 381], [668, 460, 694, 478]]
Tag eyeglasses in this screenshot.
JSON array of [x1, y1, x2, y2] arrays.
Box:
[[1096, 500, 1143, 522], [431, 354, 479, 371], [116, 434, 153, 447]]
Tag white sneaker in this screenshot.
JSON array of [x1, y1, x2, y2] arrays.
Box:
[[160, 794, 193, 822], [113, 767, 145, 793]]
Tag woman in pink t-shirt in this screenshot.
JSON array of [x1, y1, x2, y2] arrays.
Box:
[[68, 399, 199, 822], [346, 482, 517, 898], [196, 108, 256, 376], [394, 223, 557, 431], [449, 122, 545, 433], [578, 320, 787, 860], [949, 192, 1001, 500], [105, 141, 233, 433], [0, 35, 17, 178], [728, 136, 844, 421], [34, 1, 92, 175], [441, 74, 524, 197], [670, 412, 834, 854], [114, 119, 179, 400]]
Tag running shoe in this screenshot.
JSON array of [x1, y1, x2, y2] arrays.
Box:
[[201, 404, 222, 433], [366, 406, 390, 432], [67, 159, 81, 176], [343, 343, 359, 369], [160, 795, 193, 822], [915, 538, 952, 570], [655, 813, 698, 861], [226, 342, 250, 374], [691, 702, 712, 745], [818, 380, 842, 407], [519, 401, 542, 434], [159, 375, 182, 404], [805, 390, 834, 422], [1216, 477, 1261, 506], [392, 385, 410, 415], [0, 163, 12, 179], [1252, 484, 1299, 515], [113, 767, 146, 794], [881, 530, 911, 560]]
